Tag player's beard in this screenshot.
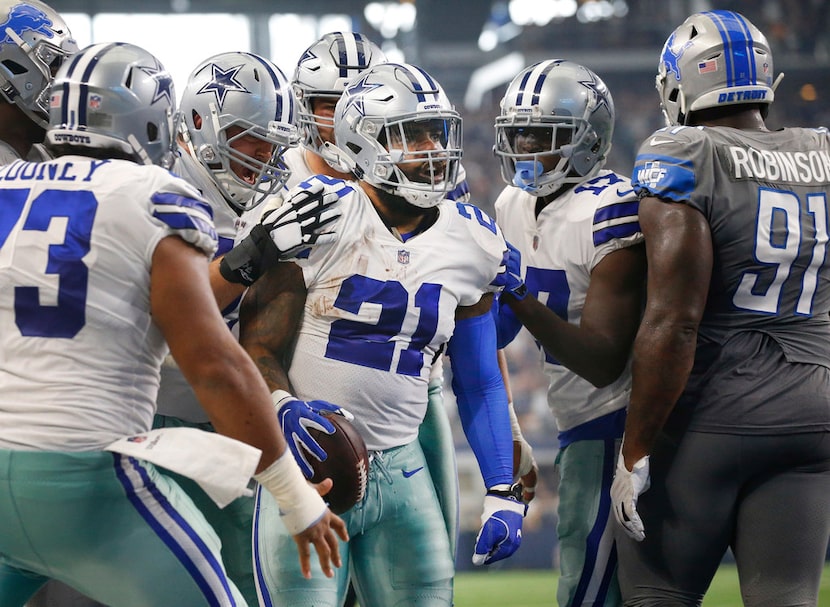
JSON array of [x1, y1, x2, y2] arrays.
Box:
[[373, 185, 438, 228]]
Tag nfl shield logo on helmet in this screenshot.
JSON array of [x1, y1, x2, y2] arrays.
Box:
[[88, 94, 102, 110], [397, 249, 410, 265]]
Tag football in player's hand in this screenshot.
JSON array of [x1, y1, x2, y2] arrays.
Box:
[[307, 410, 369, 514]]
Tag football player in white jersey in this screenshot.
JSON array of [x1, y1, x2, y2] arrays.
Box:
[[613, 11, 830, 605], [239, 62, 526, 607], [0, 42, 347, 607], [491, 60, 645, 607], [284, 38, 535, 585], [151, 50, 342, 607], [0, 0, 77, 163]]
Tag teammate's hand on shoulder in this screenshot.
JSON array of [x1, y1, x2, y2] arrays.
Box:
[[472, 483, 527, 566], [491, 241, 527, 301], [218, 182, 341, 286], [263, 181, 341, 258]]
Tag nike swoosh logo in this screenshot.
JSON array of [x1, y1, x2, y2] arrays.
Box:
[[402, 467, 424, 478], [649, 137, 674, 146]]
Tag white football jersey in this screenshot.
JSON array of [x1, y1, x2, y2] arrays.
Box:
[[155, 150, 246, 423], [495, 170, 642, 432], [0, 156, 216, 450], [0, 140, 20, 165], [287, 175, 506, 450], [282, 145, 315, 189]]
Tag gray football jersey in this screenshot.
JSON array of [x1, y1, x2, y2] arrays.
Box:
[[633, 125, 830, 433]]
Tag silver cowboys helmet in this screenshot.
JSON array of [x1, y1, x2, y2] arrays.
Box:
[[0, 0, 77, 128], [179, 51, 299, 212], [495, 59, 615, 196], [47, 42, 177, 168], [293, 31, 386, 154], [332, 62, 462, 208], [657, 10, 779, 126]]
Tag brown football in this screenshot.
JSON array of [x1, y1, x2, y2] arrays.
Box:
[[307, 411, 369, 514]]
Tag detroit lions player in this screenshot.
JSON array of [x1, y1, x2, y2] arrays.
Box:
[[611, 10, 830, 605], [0, 42, 346, 607], [239, 62, 526, 607], [151, 50, 342, 607], [492, 60, 644, 607], [0, 0, 77, 163]]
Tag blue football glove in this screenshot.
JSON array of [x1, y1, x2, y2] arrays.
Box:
[[472, 484, 527, 566], [275, 395, 353, 478], [491, 241, 527, 301]]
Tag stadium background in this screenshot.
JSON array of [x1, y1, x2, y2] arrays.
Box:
[[46, 0, 830, 571]]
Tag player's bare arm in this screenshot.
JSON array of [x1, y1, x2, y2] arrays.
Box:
[[503, 243, 646, 387], [152, 237, 347, 576], [150, 235, 288, 467], [239, 261, 307, 392], [623, 197, 711, 466]]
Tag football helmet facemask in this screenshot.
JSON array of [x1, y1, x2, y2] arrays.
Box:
[[331, 62, 462, 209], [292, 31, 386, 155], [179, 51, 299, 212], [495, 59, 615, 197], [47, 42, 177, 168], [656, 10, 780, 126], [0, 0, 77, 128]]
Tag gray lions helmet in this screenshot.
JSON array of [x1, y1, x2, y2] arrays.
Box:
[[656, 10, 780, 126], [0, 0, 77, 128], [47, 42, 177, 168], [331, 62, 462, 209], [179, 51, 299, 212], [293, 31, 386, 155], [495, 59, 615, 196]]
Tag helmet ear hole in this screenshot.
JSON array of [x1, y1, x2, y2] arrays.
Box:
[[146, 122, 158, 142]]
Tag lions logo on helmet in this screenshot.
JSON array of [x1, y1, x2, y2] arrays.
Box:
[[656, 10, 781, 126], [494, 59, 615, 197], [0, 0, 77, 128]]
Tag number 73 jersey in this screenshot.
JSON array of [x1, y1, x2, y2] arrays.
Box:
[[632, 125, 830, 366], [286, 176, 506, 451]]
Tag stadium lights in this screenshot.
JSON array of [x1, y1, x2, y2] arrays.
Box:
[[364, 2, 417, 40]]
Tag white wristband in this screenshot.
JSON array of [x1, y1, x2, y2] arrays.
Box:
[[508, 402, 535, 479], [271, 389, 294, 411], [254, 450, 327, 535]]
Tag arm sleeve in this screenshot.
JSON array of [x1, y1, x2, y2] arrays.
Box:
[[491, 294, 523, 349], [448, 311, 513, 488]]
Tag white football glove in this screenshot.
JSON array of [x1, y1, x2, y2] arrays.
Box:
[[262, 181, 341, 259], [219, 182, 341, 285], [610, 451, 651, 542], [472, 484, 526, 566]]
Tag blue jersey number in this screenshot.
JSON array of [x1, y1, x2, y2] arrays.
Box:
[[733, 188, 828, 316], [325, 275, 441, 376], [0, 188, 98, 337], [525, 266, 570, 364]]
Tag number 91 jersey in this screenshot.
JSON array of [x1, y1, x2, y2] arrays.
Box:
[[287, 176, 506, 451], [632, 125, 830, 366]]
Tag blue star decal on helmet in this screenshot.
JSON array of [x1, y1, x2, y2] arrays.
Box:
[[341, 73, 383, 117], [579, 71, 611, 113], [136, 63, 174, 105], [196, 63, 250, 111], [661, 31, 692, 81]]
